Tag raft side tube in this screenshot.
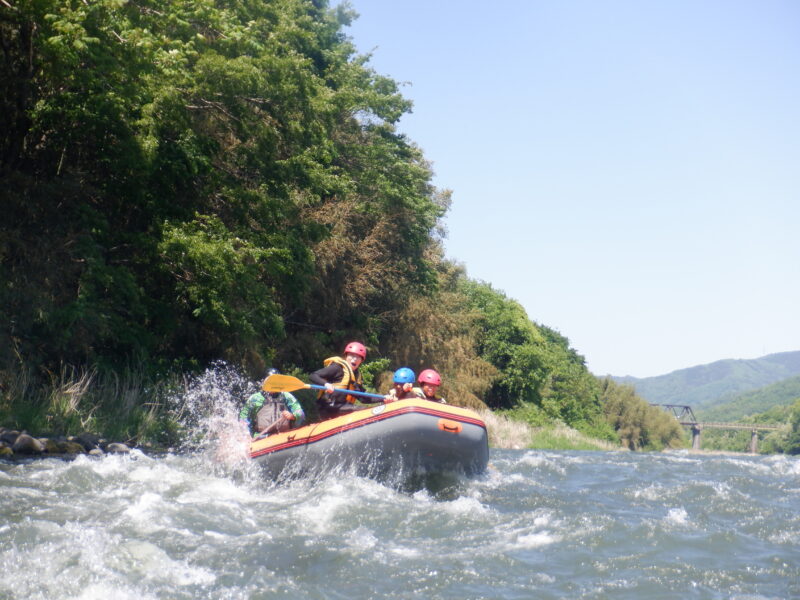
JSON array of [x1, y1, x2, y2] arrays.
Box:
[[249, 399, 489, 478]]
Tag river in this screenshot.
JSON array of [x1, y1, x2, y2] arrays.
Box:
[[1, 447, 798, 599]]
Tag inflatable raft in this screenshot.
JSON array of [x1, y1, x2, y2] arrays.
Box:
[[249, 399, 489, 480]]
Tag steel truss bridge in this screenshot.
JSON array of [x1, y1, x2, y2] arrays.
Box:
[[652, 404, 782, 453]]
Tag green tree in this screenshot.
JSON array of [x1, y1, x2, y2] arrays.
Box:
[[600, 378, 684, 450], [1, 0, 446, 378], [779, 399, 800, 455], [456, 280, 611, 434], [459, 280, 548, 409]]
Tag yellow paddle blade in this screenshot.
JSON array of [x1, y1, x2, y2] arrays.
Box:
[[262, 373, 310, 393]]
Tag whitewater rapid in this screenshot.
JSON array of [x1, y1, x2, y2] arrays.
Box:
[[2, 448, 798, 599]]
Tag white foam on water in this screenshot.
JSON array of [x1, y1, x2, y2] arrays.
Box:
[[661, 451, 703, 465], [111, 539, 216, 586], [477, 509, 563, 556], [709, 480, 737, 502], [175, 476, 259, 505], [767, 528, 800, 545], [294, 477, 361, 535], [515, 530, 561, 548], [503, 472, 527, 484], [123, 490, 163, 522], [532, 513, 551, 527], [84, 452, 147, 476], [563, 513, 614, 544], [202, 528, 230, 540], [517, 452, 568, 475], [631, 482, 667, 501], [440, 495, 490, 517], [764, 454, 800, 477], [664, 507, 690, 527], [388, 545, 422, 558], [720, 457, 776, 475], [344, 526, 379, 552], [468, 462, 520, 493], [126, 460, 193, 496], [1, 520, 120, 598], [66, 582, 159, 600]]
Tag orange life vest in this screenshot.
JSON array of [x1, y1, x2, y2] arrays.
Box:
[[318, 356, 364, 405]]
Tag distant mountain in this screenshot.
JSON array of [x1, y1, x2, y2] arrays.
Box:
[[697, 375, 800, 422], [612, 351, 800, 409]]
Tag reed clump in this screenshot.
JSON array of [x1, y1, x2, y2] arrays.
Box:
[[0, 364, 180, 447], [481, 409, 625, 451]]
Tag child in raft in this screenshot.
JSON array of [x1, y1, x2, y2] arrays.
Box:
[[414, 369, 447, 404], [383, 367, 419, 403], [310, 341, 380, 419]]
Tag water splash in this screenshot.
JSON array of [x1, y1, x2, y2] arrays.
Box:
[[171, 362, 256, 472]]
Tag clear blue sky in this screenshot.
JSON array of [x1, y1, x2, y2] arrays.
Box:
[[343, 0, 800, 377]]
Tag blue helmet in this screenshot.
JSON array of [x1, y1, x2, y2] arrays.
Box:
[[393, 367, 416, 384]]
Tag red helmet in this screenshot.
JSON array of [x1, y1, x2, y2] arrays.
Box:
[[418, 369, 441, 386], [344, 341, 367, 359]]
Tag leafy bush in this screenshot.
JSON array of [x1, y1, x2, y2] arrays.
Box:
[[600, 378, 685, 451]]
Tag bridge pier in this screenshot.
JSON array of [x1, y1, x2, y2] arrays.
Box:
[[658, 404, 781, 452], [749, 430, 758, 454], [691, 425, 702, 450]]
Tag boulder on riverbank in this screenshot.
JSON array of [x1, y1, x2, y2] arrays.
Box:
[[0, 427, 134, 459], [12, 433, 45, 455]]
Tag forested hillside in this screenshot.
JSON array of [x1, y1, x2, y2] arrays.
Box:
[[0, 0, 688, 450], [697, 375, 800, 423], [615, 351, 800, 409], [0, 0, 600, 439]]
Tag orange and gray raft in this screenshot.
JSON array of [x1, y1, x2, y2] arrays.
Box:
[[249, 399, 489, 479]]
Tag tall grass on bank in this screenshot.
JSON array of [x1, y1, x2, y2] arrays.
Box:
[[480, 410, 625, 451], [479, 410, 533, 449], [0, 365, 181, 445], [528, 424, 624, 451], [2, 364, 627, 452]]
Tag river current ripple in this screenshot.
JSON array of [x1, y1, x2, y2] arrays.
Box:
[[1, 449, 798, 599]]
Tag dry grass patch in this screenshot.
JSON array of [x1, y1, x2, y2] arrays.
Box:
[[479, 410, 625, 451], [478, 410, 533, 449]]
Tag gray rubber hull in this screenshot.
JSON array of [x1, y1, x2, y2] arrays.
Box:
[[250, 402, 489, 482]]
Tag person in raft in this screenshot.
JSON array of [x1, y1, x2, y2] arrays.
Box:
[[383, 367, 420, 403], [239, 368, 305, 437], [310, 341, 378, 419], [414, 368, 447, 404]]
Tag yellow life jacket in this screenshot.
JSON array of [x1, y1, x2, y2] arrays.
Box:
[[318, 356, 363, 404]]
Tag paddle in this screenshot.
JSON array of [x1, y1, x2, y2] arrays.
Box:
[[253, 412, 292, 440], [253, 420, 282, 440], [262, 374, 385, 401]]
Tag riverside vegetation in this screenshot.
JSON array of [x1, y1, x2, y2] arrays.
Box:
[[2, 0, 798, 455]]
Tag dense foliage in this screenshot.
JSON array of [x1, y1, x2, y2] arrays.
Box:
[[779, 399, 800, 455], [700, 394, 800, 454], [1, 0, 672, 449], [599, 378, 685, 451], [698, 375, 800, 423], [684, 375, 800, 453], [2, 0, 444, 375]]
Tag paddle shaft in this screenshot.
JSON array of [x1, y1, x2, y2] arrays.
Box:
[[253, 415, 290, 440], [262, 373, 385, 400], [306, 383, 385, 400]]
